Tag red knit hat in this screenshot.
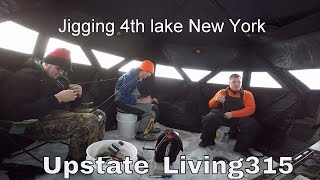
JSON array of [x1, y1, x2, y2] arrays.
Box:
[[43, 48, 72, 72], [139, 60, 154, 73]]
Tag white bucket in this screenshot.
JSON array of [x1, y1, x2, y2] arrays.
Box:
[[86, 140, 138, 180], [116, 112, 138, 138]]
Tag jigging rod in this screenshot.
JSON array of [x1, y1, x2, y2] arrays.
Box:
[[89, 76, 139, 113], [75, 78, 119, 85]]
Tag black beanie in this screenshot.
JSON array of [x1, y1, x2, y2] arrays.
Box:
[[43, 48, 72, 72]]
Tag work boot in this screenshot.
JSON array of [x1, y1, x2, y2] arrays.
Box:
[[135, 133, 157, 141], [149, 127, 161, 134], [199, 140, 215, 147]]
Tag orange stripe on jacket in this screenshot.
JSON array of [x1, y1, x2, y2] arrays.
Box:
[[208, 88, 256, 118]]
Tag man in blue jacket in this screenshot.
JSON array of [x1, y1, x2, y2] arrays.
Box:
[[114, 60, 160, 141]]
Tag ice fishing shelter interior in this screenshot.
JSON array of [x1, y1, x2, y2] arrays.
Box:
[[0, 0, 320, 161]]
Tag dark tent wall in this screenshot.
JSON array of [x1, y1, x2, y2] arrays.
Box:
[[147, 29, 320, 156], [259, 31, 320, 119], [0, 49, 31, 70], [264, 31, 320, 70], [1, 28, 319, 158]]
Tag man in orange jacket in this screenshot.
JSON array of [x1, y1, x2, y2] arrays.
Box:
[[199, 74, 260, 156]]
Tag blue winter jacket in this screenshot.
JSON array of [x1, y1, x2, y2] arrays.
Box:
[[115, 68, 143, 105]]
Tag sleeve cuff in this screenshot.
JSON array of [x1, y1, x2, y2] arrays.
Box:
[[50, 96, 60, 106]]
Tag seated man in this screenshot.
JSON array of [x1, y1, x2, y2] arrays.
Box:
[[114, 60, 160, 141], [199, 74, 260, 157], [0, 48, 106, 162]]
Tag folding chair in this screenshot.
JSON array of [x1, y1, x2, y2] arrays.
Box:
[[0, 119, 69, 166], [0, 67, 71, 165]]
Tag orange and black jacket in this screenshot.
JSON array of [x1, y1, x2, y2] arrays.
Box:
[[208, 88, 255, 118]]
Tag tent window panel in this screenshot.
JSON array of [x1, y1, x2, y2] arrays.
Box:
[[155, 64, 183, 80], [0, 21, 39, 54], [289, 69, 320, 90], [182, 68, 211, 82], [92, 49, 124, 69], [207, 71, 243, 85], [250, 72, 282, 88], [119, 60, 142, 72], [45, 38, 91, 65]]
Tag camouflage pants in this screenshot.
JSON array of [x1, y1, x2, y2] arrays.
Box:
[[24, 108, 106, 161]]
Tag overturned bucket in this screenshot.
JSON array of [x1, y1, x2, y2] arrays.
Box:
[[116, 112, 138, 138]]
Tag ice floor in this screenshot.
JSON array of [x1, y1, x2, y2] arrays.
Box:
[[1, 123, 278, 180]]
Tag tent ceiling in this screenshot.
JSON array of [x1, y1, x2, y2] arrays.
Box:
[[0, 0, 320, 69]]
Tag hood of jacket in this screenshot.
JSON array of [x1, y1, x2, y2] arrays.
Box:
[[22, 58, 45, 73]]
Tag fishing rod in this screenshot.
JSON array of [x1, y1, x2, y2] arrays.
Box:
[[57, 75, 118, 88], [57, 74, 144, 113], [90, 75, 140, 113], [76, 78, 119, 85], [57, 75, 185, 112]]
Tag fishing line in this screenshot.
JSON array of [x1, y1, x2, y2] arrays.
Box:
[[76, 78, 119, 85], [90, 75, 139, 112]]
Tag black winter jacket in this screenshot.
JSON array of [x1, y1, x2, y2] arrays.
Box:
[[0, 59, 80, 121]]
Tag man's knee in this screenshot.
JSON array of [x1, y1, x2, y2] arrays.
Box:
[[141, 111, 154, 119], [81, 113, 99, 121], [76, 113, 101, 130], [202, 111, 222, 124], [92, 109, 106, 118], [152, 105, 159, 119], [152, 104, 159, 111], [92, 109, 103, 114], [238, 118, 260, 133], [245, 118, 259, 127]]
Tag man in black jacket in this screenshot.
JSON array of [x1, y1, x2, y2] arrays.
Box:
[[0, 48, 106, 161]]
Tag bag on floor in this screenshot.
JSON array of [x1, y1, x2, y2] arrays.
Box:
[[154, 129, 183, 163]]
